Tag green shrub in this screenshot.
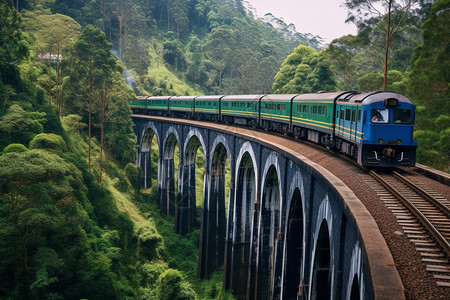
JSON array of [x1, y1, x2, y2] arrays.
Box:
[[137, 225, 162, 260], [156, 269, 196, 300], [125, 163, 141, 191], [29, 133, 67, 154], [2, 143, 28, 154]]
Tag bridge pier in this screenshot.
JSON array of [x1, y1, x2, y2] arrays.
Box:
[[176, 162, 197, 234], [140, 151, 151, 188], [159, 158, 176, 216], [198, 146, 227, 278], [224, 152, 255, 299]]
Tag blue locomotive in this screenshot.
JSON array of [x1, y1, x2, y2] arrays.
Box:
[[131, 91, 417, 167]]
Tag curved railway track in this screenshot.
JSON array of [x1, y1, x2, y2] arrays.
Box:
[[364, 170, 450, 288]]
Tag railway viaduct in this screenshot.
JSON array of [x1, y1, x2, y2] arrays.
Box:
[[132, 115, 405, 300]]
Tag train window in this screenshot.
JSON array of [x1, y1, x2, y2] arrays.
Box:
[[393, 109, 412, 124], [352, 109, 356, 122], [318, 106, 326, 115], [340, 109, 344, 119], [336, 110, 339, 119], [282, 104, 286, 110], [358, 109, 361, 122], [371, 108, 389, 123], [313, 105, 317, 115], [345, 109, 351, 121]]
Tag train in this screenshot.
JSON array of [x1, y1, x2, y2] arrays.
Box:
[[130, 91, 417, 167]]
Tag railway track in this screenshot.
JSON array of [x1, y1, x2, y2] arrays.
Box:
[[363, 170, 450, 288]]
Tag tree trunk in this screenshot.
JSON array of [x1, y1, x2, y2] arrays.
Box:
[[99, 119, 104, 183], [56, 45, 62, 117], [88, 75, 92, 173], [99, 84, 106, 183], [383, 1, 392, 90], [48, 52, 52, 106]]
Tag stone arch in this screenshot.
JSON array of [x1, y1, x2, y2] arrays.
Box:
[[256, 163, 281, 299], [209, 134, 232, 167], [140, 122, 160, 152], [160, 131, 180, 216], [183, 128, 207, 161], [176, 134, 205, 234], [234, 142, 258, 184], [283, 187, 304, 299], [229, 151, 256, 298], [210, 142, 228, 259], [163, 131, 179, 160], [198, 141, 230, 278], [310, 220, 331, 300], [139, 125, 160, 189], [346, 243, 364, 300]]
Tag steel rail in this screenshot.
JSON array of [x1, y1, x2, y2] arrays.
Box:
[[369, 170, 450, 258], [392, 171, 450, 218]]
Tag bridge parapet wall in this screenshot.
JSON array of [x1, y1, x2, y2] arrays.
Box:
[[133, 115, 405, 300]]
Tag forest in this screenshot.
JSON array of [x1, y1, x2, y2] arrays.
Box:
[[0, 0, 448, 298]]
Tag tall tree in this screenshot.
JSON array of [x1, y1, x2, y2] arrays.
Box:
[[168, 0, 189, 44], [23, 8, 81, 113], [272, 45, 336, 94], [324, 35, 362, 90], [203, 27, 235, 94], [408, 0, 449, 171], [0, 0, 29, 88], [73, 24, 117, 172], [344, 0, 418, 90]]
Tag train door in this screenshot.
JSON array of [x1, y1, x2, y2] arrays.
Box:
[[350, 107, 357, 142], [337, 104, 344, 138]]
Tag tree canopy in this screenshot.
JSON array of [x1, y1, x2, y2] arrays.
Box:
[[272, 45, 336, 93]]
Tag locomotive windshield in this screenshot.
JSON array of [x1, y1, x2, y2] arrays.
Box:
[[393, 109, 412, 124], [371, 108, 389, 123]]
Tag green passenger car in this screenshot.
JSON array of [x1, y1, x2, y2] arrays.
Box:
[[291, 93, 337, 134], [169, 96, 194, 118], [221, 95, 262, 125], [260, 94, 295, 125], [194, 95, 221, 114]]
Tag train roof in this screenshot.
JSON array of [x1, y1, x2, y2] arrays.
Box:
[[340, 91, 414, 105], [221, 94, 266, 101], [262, 94, 298, 101], [195, 95, 223, 101], [146, 96, 171, 100], [170, 96, 196, 101], [293, 91, 356, 101], [137, 91, 413, 105]]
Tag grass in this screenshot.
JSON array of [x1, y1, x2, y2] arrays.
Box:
[[146, 39, 204, 96]]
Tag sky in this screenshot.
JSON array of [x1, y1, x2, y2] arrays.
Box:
[[246, 0, 358, 43]]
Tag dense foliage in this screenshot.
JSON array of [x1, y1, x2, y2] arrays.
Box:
[[408, 0, 449, 170], [48, 0, 313, 95]]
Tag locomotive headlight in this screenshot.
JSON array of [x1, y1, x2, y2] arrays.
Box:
[[378, 139, 383, 144], [397, 139, 402, 144]]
